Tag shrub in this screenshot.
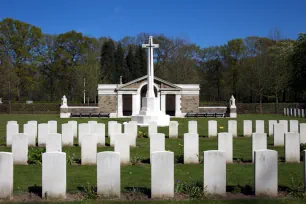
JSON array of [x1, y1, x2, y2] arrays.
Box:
[[175, 180, 205, 199], [28, 147, 45, 165], [80, 182, 97, 200]]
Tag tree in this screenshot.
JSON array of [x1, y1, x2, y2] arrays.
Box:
[[114, 43, 125, 83], [100, 39, 116, 83], [125, 45, 134, 82]]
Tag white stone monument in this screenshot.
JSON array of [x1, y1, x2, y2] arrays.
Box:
[[6, 122, 19, 146], [12, 133, 28, 164], [290, 120, 299, 133], [268, 120, 277, 137], [254, 150, 278, 196], [300, 123, 306, 144], [0, 152, 13, 199], [24, 123, 36, 146], [46, 133, 62, 152], [255, 120, 265, 133], [285, 132, 300, 163], [243, 120, 252, 137], [188, 120, 197, 134], [42, 152, 66, 198], [169, 121, 179, 138], [151, 151, 174, 198], [208, 120, 217, 137], [228, 120, 237, 137], [279, 120, 288, 133], [150, 133, 165, 160], [114, 134, 130, 165], [252, 133, 267, 162], [38, 123, 48, 147], [131, 36, 170, 127], [81, 133, 97, 165], [61, 123, 73, 146], [203, 150, 226, 196], [273, 123, 285, 146], [60, 95, 70, 118], [184, 133, 199, 164], [229, 95, 237, 118], [97, 152, 120, 198], [218, 132, 233, 163]]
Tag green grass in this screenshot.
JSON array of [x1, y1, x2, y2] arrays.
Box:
[[0, 114, 306, 202]]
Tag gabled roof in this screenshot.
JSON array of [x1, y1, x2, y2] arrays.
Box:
[[116, 75, 182, 90]]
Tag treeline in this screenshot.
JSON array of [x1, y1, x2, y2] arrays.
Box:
[[0, 18, 306, 107]]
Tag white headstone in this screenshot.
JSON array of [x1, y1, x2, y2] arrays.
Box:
[[78, 123, 90, 146], [290, 108, 293, 116], [273, 123, 285, 146], [290, 120, 299, 133], [188, 120, 197, 134], [252, 133, 267, 162], [38, 123, 48, 147], [148, 121, 158, 138], [114, 134, 130, 165], [24, 123, 36, 146], [218, 132, 233, 163], [6, 122, 19, 146], [268, 120, 277, 137], [150, 133, 165, 159], [243, 120, 252, 137], [28, 120, 38, 138], [46, 133, 62, 152], [284, 108, 286, 116], [12, 133, 28, 164], [300, 123, 306, 144], [184, 133, 199, 164], [294, 108, 297, 117], [88, 121, 98, 133], [61, 123, 73, 146], [279, 120, 288, 133], [255, 120, 265, 133], [124, 123, 137, 147], [203, 150, 226, 196], [286, 108, 290, 116], [208, 120, 217, 137], [97, 152, 120, 198], [110, 123, 122, 146], [151, 151, 174, 198], [7, 121, 17, 124], [254, 150, 278, 196], [81, 133, 97, 165], [42, 152, 66, 198], [108, 121, 118, 137], [298, 109, 301, 117], [68, 121, 78, 138], [285, 132, 300, 163], [228, 120, 237, 137], [93, 123, 105, 147], [0, 152, 13, 199], [169, 121, 179, 138], [302, 109, 305, 118], [48, 120, 57, 133]]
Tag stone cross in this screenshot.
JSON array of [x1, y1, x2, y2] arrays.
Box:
[[142, 36, 159, 98]]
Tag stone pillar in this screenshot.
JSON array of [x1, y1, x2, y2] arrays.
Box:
[[175, 94, 182, 117], [117, 94, 123, 118], [160, 94, 166, 114], [132, 94, 140, 115]]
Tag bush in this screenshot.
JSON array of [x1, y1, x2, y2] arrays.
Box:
[[28, 147, 45, 165], [80, 182, 97, 200], [175, 180, 205, 199]]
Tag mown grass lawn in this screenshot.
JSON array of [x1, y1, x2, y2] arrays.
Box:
[[0, 114, 306, 203]]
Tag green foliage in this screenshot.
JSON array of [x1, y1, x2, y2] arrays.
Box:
[[130, 156, 144, 165], [80, 182, 97, 200], [137, 131, 147, 138], [288, 173, 306, 199], [175, 180, 205, 199], [28, 147, 44, 165]]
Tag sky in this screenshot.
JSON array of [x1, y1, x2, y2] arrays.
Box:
[[0, 0, 305, 47]]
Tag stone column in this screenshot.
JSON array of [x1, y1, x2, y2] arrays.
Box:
[[132, 94, 140, 115], [175, 94, 182, 117], [117, 94, 123, 117], [160, 94, 166, 114]]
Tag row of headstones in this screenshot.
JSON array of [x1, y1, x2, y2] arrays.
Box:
[[284, 108, 305, 118], [1, 149, 302, 199]]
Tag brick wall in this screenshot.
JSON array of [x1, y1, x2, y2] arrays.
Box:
[[181, 95, 199, 113], [98, 95, 117, 113]]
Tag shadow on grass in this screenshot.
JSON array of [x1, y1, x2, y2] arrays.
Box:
[[28, 185, 42, 197], [175, 155, 184, 164], [227, 185, 254, 195], [233, 158, 252, 163], [123, 187, 151, 198], [141, 158, 150, 164]]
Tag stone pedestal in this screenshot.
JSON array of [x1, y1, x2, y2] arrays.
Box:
[[60, 108, 70, 118]]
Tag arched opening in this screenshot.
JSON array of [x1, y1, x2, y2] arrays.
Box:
[[123, 94, 132, 116], [166, 94, 176, 116], [140, 84, 158, 108]]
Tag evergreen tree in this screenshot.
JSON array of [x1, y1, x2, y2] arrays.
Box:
[[114, 43, 125, 83], [100, 39, 116, 83], [138, 45, 147, 77], [125, 45, 134, 82]]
